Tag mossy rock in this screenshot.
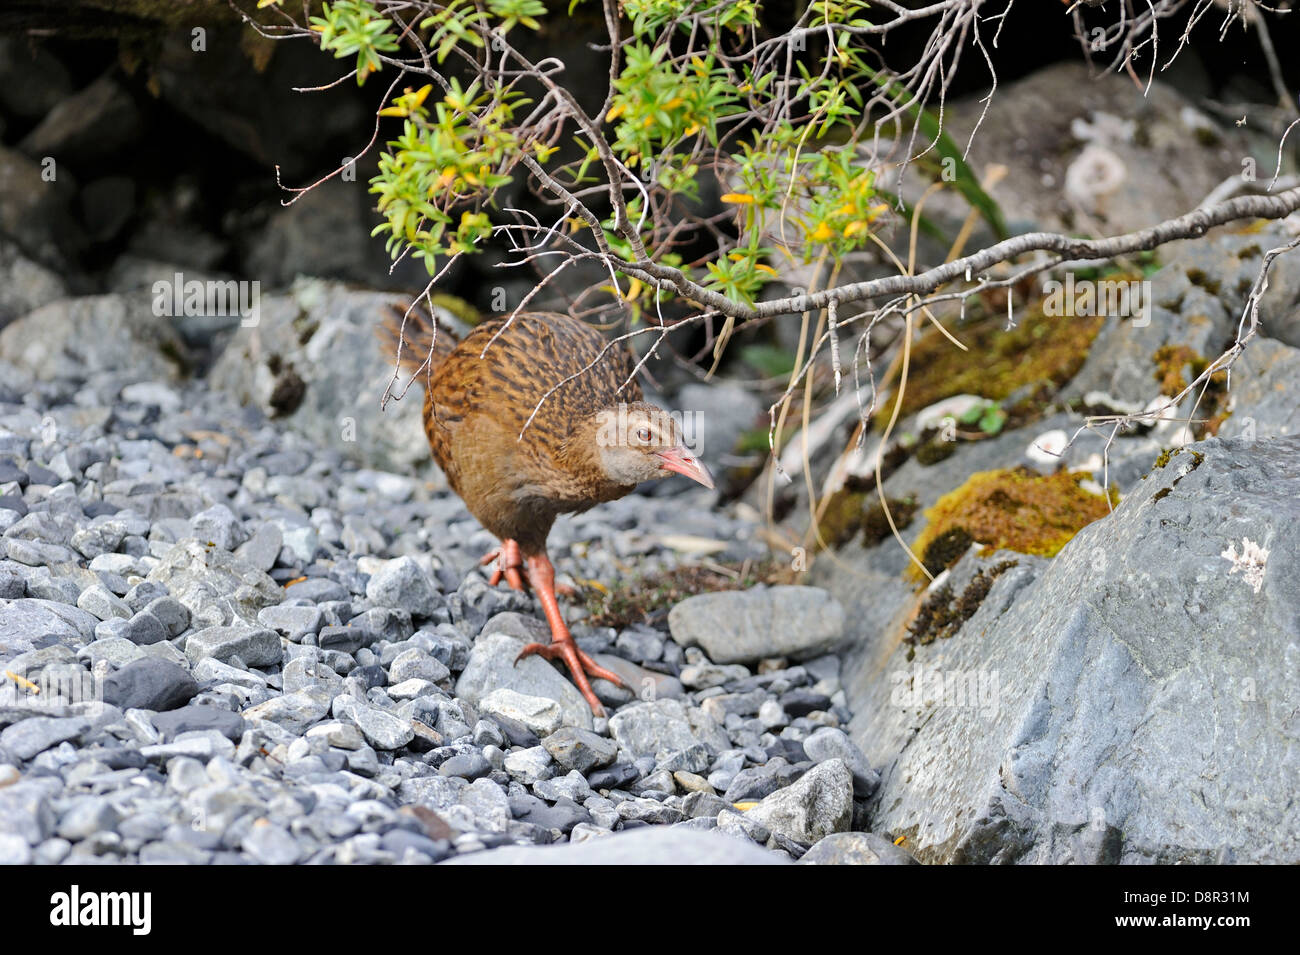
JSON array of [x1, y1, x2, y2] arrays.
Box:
[[909, 467, 1115, 580], [1151, 344, 1229, 437], [877, 301, 1106, 428], [815, 489, 917, 551]]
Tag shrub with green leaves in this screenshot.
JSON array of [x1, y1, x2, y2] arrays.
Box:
[[263, 0, 1004, 314]]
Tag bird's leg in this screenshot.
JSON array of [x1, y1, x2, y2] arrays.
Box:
[[514, 551, 625, 717], [479, 539, 528, 592]]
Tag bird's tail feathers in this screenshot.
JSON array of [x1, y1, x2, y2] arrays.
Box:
[[376, 300, 460, 384]]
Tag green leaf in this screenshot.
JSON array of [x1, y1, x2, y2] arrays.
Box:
[[740, 344, 798, 379]]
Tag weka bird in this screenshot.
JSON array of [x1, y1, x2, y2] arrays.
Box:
[[378, 305, 714, 715]]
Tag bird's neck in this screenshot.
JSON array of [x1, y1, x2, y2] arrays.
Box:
[[556, 414, 632, 500]]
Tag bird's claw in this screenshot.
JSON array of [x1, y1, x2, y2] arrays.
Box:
[[514, 639, 626, 717], [480, 539, 529, 592]]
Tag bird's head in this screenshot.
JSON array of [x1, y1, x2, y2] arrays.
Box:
[[591, 401, 714, 490]]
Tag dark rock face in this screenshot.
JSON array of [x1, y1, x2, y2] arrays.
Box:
[[842, 436, 1300, 864]]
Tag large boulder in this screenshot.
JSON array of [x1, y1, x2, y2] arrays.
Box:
[[208, 278, 470, 472], [0, 239, 66, 331], [940, 61, 1262, 238], [0, 294, 189, 381], [841, 435, 1300, 863]]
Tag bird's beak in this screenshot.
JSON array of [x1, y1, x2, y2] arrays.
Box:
[[656, 445, 715, 490]]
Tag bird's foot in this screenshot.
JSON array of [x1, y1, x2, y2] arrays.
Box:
[[480, 539, 529, 592], [515, 638, 625, 718]]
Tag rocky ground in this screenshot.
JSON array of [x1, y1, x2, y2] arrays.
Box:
[[0, 359, 907, 865]]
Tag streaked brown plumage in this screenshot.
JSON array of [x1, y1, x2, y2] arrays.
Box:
[[378, 304, 713, 714]]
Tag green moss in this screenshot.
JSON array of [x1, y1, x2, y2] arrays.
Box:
[[914, 435, 956, 466], [907, 559, 1019, 645], [1153, 343, 1203, 394], [294, 314, 320, 347], [919, 527, 974, 577], [1151, 345, 1229, 438], [157, 338, 190, 378], [816, 490, 917, 550], [818, 489, 871, 549], [268, 365, 306, 417], [861, 496, 918, 547], [909, 468, 1114, 581], [1184, 269, 1221, 296], [1149, 447, 1204, 502], [877, 301, 1105, 427], [1193, 126, 1221, 148]]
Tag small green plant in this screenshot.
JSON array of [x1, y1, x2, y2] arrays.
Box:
[[958, 400, 1008, 436]]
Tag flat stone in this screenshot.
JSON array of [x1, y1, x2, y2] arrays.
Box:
[[348, 703, 414, 751], [146, 538, 282, 627], [608, 698, 727, 760], [0, 715, 90, 760], [190, 504, 245, 552], [75, 584, 132, 621], [668, 586, 845, 665], [242, 688, 332, 734], [235, 523, 282, 573], [120, 610, 168, 646], [802, 726, 879, 797], [502, 746, 553, 785], [143, 595, 189, 639], [152, 704, 245, 742], [185, 625, 283, 668], [241, 819, 302, 864], [257, 604, 323, 637]]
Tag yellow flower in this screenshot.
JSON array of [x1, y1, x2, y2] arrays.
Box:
[[809, 222, 835, 243], [720, 193, 755, 205]]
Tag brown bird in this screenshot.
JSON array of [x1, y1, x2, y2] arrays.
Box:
[[378, 305, 714, 715]]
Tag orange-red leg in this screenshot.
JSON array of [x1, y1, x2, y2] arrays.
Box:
[[480, 539, 528, 592], [514, 551, 625, 717]]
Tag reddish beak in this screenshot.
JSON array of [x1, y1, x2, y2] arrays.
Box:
[[656, 445, 715, 490]]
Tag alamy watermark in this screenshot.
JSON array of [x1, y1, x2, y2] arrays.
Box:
[[890, 664, 1001, 719], [152, 272, 260, 327], [1042, 272, 1151, 327], [595, 403, 702, 453], [1, 666, 101, 708]]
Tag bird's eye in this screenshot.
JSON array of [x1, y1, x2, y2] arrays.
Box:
[[636, 427, 651, 443]]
